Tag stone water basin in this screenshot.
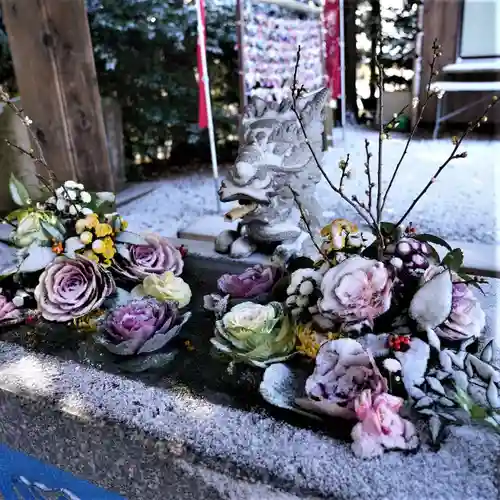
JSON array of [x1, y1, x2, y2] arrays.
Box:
[[0, 238, 499, 500]]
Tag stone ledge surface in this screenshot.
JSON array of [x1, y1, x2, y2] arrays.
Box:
[[0, 245, 499, 499], [178, 216, 500, 278], [0, 339, 499, 500]]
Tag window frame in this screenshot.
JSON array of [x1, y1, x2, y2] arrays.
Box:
[[456, 0, 500, 60]]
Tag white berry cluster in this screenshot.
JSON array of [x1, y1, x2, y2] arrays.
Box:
[[46, 180, 93, 216], [285, 268, 323, 318]]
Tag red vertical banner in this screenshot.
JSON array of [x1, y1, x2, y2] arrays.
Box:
[[197, 0, 208, 129], [324, 0, 341, 99]]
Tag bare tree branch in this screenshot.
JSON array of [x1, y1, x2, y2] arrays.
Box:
[[396, 97, 498, 226], [288, 185, 332, 264], [381, 39, 441, 211], [289, 47, 380, 242]]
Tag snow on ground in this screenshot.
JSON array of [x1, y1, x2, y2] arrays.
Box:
[[121, 128, 500, 244]]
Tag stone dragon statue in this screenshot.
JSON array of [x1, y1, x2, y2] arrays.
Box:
[[216, 88, 328, 260]]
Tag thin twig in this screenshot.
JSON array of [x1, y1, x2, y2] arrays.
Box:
[[288, 185, 332, 264], [381, 40, 441, 211], [396, 98, 498, 226], [338, 154, 351, 193], [375, 43, 384, 227], [364, 139, 374, 214], [289, 47, 378, 236], [0, 91, 50, 173], [1, 89, 83, 216]]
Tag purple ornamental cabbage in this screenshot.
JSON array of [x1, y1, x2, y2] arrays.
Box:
[[217, 265, 279, 298], [100, 298, 191, 355]]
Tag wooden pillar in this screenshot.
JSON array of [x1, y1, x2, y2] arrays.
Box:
[[1, 0, 114, 192], [419, 0, 461, 123]]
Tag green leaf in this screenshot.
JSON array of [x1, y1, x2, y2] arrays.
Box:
[[441, 248, 464, 272], [9, 173, 31, 206], [470, 404, 488, 420], [39, 219, 65, 242], [380, 221, 397, 237], [18, 244, 56, 273], [117, 351, 178, 373], [5, 208, 30, 222], [115, 231, 147, 245], [413, 233, 453, 251], [457, 272, 486, 295]]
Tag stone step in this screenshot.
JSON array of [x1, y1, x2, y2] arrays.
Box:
[[177, 216, 500, 278], [177, 215, 237, 242], [116, 181, 160, 208]]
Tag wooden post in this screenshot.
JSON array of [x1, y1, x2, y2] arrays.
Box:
[[1, 0, 114, 192]]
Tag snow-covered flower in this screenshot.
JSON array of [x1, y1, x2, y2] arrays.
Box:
[[212, 302, 295, 367], [132, 271, 192, 308], [410, 266, 485, 344], [301, 338, 387, 419], [351, 389, 418, 458], [286, 268, 322, 318], [217, 265, 279, 299], [319, 256, 393, 328]]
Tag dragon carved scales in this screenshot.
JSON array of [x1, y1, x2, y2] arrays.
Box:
[[216, 88, 329, 259]]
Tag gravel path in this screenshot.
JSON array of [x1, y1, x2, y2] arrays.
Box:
[[121, 128, 500, 245]]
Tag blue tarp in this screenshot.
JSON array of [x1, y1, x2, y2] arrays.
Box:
[[0, 445, 124, 499]]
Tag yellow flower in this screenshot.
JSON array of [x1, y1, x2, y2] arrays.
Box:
[[82, 249, 99, 263], [80, 231, 93, 245], [75, 219, 87, 234], [73, 309, 105, 332], [101, 236, 116, 260], [120, 219, 128, 231], [84, 213, 99, 230], [95, 222, 113, 238], [92, 239, 105, 254], [131, 271, 192, 308], [102, 258, 112, 268], [296, 323, 341, 359], [321, 218, 358, 252]]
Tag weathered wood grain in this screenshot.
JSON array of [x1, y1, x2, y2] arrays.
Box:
[[1, 0, 114, 191]]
